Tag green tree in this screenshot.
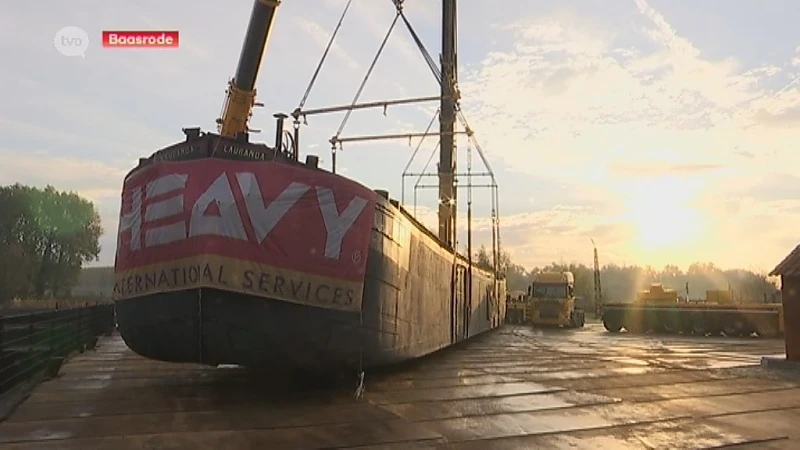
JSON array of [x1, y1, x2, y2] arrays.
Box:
[[0, 185, 38, 302], [0, 184, 103, 303], [473, 245, 530, 290]]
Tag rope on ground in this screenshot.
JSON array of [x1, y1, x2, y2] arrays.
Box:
[[354, 370, 365, 400], [355, 305, 366, 400]]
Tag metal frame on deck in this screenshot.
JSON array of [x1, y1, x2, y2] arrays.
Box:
[[279, 0, 503, 280]]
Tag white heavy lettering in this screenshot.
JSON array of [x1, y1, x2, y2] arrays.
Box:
[[189, 173, 247, 240], [144, 195, 183, 222], [143, 174, 188, 247], [146, 173, 187, 197], [316, 187, 368, 259], [117, 186, 142, 253], [145, 222, 186, 247], [120, 170, 372, 260], [236, 173, 309, 242]]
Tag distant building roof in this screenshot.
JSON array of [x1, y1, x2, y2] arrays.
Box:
[[770, 245, 800, 277]]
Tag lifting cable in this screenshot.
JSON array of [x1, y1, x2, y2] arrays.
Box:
[[333, 12, 401, 142], [296, 0, 354, 111], [388, 0, 442, 86], [308, 0, 452, 146], [383, 2, 502, 272], [402, 107, 440, 176], [335, 0, 445, 143], [397, 10, 442, 86]]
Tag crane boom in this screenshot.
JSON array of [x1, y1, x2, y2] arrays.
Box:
[[217, 0, 282, 139]]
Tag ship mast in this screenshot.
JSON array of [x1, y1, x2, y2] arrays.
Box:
[[439, 0, 459, 249], [290, 0, 501, 273]]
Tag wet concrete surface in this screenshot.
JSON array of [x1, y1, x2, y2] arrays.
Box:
[[1, 322, 799, 449]]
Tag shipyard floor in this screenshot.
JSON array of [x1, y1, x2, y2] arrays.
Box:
[[1, 323, 799, 449]]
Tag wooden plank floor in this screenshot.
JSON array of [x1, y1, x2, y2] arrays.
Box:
[[0, 323, 797, 449]]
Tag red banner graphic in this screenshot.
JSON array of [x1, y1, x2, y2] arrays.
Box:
[[114, 159, 377, 312]]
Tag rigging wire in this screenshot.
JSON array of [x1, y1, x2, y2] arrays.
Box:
[[280, 0, 504, 396], [393, 0, 502, 279], [402, 108, 440, 204], [334, 12, 401, 140], [297, 0, 354, 111], [402, 108, 440, 175], [294, 0, 502, 278], [412, 141, 441, 216], [398, 12, 442, 85], [390, 0, 442, 86]]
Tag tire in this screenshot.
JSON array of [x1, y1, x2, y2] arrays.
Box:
[[723, 321, 742, 337], [570, 311, 585, 329], [691, 315, 708, 336], [756, 321, 779, 338], [625, 324, 642, 334], [603, 316, 622, 332], [625, 319, 645, 334], [662, 316, 680, 334]]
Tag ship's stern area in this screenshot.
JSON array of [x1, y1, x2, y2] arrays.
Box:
[[115, 288, 365, 373]]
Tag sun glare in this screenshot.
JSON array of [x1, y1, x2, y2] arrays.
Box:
[[624, 176, 706, 253]]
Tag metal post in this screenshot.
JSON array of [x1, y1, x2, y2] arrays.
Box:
[[293, 119, 301, 161], [331, 143, 337, 174], [438, 0, 458, 248], [274, 113, 287, 153]]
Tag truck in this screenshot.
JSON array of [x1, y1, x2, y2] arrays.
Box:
[[508, 271, 585, 328], [602, 283, 784, 338], [505, 290, 528, 324]]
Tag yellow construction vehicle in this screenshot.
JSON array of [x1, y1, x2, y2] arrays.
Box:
[[505, 290, 528, 324], [638, 283, 678, 305], [603, 283, 784, 337], [525, 271, 585, 328]]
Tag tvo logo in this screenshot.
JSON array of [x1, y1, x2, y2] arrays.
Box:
[[54, 26, 89, 57]]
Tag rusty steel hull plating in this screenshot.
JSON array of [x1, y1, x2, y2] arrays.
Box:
[[115, 191, 506, 372]]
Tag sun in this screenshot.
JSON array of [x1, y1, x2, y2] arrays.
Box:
[[624, 176, 706, 252], [631, 202, 701, 250]]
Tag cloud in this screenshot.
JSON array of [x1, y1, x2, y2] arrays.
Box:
[[447, 0, 800, 271], [460, 1, 797, 174], [294, 16, 361, 70], [406, 200, 632, 270], [0, 150, 127, 193], [2, 0, 799, 275], [609, 163, 724, 178]]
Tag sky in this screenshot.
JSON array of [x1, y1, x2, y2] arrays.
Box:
[[0, 0, 799, 274]]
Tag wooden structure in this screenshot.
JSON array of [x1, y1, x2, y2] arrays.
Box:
[[769, 245, 800, 361]]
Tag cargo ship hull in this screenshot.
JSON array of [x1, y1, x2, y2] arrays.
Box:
[[114, 136, 506, 372]]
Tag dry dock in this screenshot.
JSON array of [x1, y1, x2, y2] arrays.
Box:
[[1, 323, 799, 449]]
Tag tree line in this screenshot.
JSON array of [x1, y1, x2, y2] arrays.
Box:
[[474, 245, 781, 308], [0, 182, 780, 310], [0, 184, 102, 304]]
